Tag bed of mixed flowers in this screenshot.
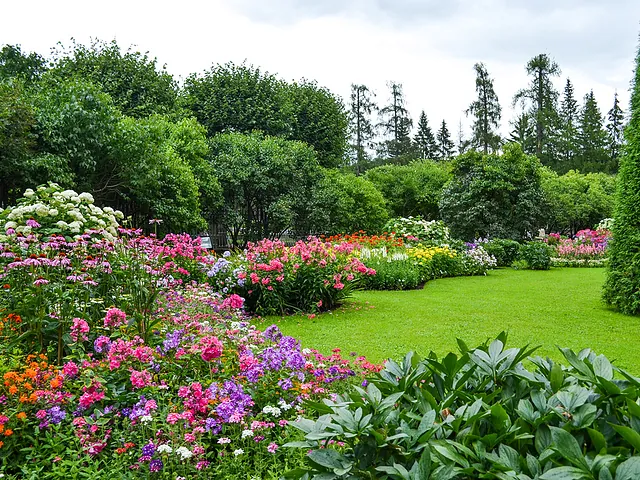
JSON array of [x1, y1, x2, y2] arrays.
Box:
[[0, 186, 382, 478], [546, 228, 611, 267]]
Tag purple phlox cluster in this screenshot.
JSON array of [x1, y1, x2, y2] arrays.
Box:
[[209, 380, 254, 423], [162, 329, 185, 353], [207, 258, 230, 278]]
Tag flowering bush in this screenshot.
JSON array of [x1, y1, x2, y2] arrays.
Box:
[[0, 183, 123, 241], [383, 217, 450, 245], [205, 238, 376, 315]]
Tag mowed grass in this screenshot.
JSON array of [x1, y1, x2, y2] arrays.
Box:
[[261, 268, 640, 374]]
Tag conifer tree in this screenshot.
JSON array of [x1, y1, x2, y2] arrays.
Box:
[[557, 78, 580, 171], [508, 112, 536, 154], [413, 110, 437, 159], [436, 120, 455, 159], [466, 62, 501, 153], [513, 54, 561, 164], [606, 91, 625, 170], [603, 36, 640, 314], [577, 90, 609, 172], [378, 82, 413, 159], [349, 84, 377, 174]]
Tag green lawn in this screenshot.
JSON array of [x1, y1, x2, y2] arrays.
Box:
[[260, 268, 640, 374]]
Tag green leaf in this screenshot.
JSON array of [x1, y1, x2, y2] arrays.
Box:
[[626, 398, 640, 418], [615, 456, 640, 480], [491, 403, 511, 431], [549, 426, 590, 471], [539, 466, 592, 480], [550, 363, 564, 392], [307, 449, 350, 470], [593, 355, 613, 381], [610, 424, 640, 452], [587, 428, 607, 453]]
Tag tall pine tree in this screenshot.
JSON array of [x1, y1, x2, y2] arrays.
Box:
[[513, 54, 561, 165], [378, 82, 413, 160], [557, 78, 580, 172], [577, 90, 610, 172], [466, 62, 501, 153], [413, 110, 437, 159], [436, 120, 455, 160], [349, 84, 377, 174], [606, 91, 625, 170]]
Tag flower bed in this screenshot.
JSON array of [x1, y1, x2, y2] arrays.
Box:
[[547, 229, 610, 267]]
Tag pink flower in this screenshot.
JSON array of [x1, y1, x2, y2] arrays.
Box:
[[70, 318, 90, 343], [104, 308, 127, 329], [130, 369, 152, 389], [333, 283, 345, 290], [199, 336, 223, 362], [221, 294, 244, 310], [267, 442, 278, 453], [26, 219, 40, 228], [63, 361, 79, 378]]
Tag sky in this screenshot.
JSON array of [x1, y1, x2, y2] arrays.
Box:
[[3, 0, 640, 138]]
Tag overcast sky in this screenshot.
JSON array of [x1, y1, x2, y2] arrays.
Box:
[[4, 0, 640, 138]]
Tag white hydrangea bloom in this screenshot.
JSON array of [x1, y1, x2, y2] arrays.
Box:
[[78, 192, 94, 203]]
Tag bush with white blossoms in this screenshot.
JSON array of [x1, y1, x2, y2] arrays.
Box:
[[0, 183, 123, 241], [383, 217, 451, 245], [460, 245, 497, 275]]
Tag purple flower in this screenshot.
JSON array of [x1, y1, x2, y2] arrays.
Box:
[[48, 406, 66, 424], [142, 442, 156, 457], [26, 219, 41, 228], [149, 459, 163, 472], [264, 325, 283, 342]]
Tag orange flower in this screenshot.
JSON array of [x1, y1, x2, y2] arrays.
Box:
[[4, 429, 13, 437], [50, 376, 62, 389], [8, 386, 17, 395], [0, 441, 4, 448], [16, 412, 26, 420]]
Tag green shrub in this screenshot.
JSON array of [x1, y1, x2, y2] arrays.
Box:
[[603, 39, 640, 314], [361, 257, 423, 290], [285, 334, 640, 479], [383, 217, 450, 245], [484, 238, 521, 266], [517, 241, 552, 270]]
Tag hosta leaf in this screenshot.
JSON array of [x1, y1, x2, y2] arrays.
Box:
[[549, 426, 590, 471], [307, 449, 350, 470], [615, 456, 640, 480], [550, 363, 564, 392], [539, 466, 592, 480], [593, 355, 613, 381], [587, 428, 607, 453], [610, 424, 640, 452]]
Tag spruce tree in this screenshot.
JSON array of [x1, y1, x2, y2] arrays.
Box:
[[508, 112, 536, 154], [577, 90, 609, 172], [378, 82, 413, 159], [413, 110, 437, 159], [436, 120, 455, 159], [603, 36, 640, 314], [513, 54, 561, 165], [606, 91, 625, 170], [349, 84, 377, 174], [557, 78, 580, 172], [466, 62, 501, 153]]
